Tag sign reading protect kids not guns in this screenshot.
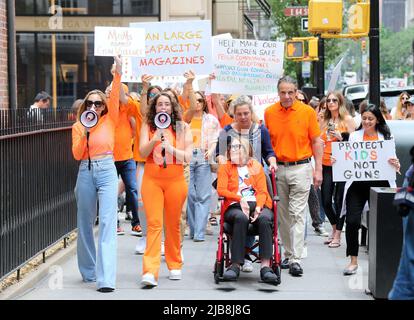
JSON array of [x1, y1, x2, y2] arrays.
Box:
[[123, 20, 212, 81], [331, 140, 397, 182], [211, 38, 284, 95], [94, 27, 145, 57]]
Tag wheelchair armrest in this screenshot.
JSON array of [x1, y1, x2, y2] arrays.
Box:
[[218, 196, 225, 201], [273, 195, 280, 202]]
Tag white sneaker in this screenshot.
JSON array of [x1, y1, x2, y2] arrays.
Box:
[[161, 241, 165, 256], [241, 259, 253, 273], [141, 273, 157, 286], [169, 269, 182, 280], [135, 236, 146, 255]]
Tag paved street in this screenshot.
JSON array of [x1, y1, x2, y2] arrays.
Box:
[[14, 211, 373, 300]]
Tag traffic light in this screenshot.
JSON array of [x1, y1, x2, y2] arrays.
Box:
[[308, 38, 318, 58], [348, 2, 370, 34], [285, 40, 304, 59], [308, 0, 343, 33]]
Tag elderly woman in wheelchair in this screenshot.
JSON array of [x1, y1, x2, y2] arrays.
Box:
[[216, 136, 279, 284]]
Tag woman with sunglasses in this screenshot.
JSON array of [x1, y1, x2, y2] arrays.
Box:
[[391, 92, 410, 120], [217, 136, 278, 284], [182, 71, 221, 242], [335, 104, 400, 275], [139, 92, 193, 287], [71, 56, 122, 293], [320, 91, 356, 249]]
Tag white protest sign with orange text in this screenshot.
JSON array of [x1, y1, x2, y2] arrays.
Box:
[[94, 27, 145, 57]]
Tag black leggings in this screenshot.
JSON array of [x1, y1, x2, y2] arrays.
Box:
[[321, 165, 345, 230], [308, 186, 322, 228], [345, 180, 390, 257], [224, 206, 274, 264]]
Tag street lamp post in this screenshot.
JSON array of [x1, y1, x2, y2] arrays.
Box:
[[369, 0, 380, 108]]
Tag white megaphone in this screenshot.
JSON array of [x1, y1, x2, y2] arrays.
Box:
[[154, 112, 171, 129], [80, 110, 99, 128]]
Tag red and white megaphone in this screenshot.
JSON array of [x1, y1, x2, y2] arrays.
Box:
[[80, 110, 99, 128]]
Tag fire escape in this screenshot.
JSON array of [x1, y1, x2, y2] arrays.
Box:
[[239, 0, 273, 40]]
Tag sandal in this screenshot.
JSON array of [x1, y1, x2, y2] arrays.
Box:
[[324, 236, 334, 245], [209, 216, 218, 226], [328, 239, 341, 248]]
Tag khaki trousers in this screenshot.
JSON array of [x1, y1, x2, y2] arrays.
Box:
[[276, 162, 313, 264]]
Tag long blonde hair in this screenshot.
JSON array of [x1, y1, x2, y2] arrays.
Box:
[[393, 91, 410, 120], [77, 90, 108, 121], [323, 91, 349, 131]]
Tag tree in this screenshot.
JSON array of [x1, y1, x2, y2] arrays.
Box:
[[270, 0, 343, 88], [380, 26, 414, 79]]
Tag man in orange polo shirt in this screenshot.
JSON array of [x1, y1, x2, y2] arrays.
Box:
[[264, 76, 323, 277]]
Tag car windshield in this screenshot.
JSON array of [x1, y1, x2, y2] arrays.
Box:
[[346, 86, 366, 94]]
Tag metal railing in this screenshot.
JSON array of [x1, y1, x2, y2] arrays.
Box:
[[0, 108, 79, 280]]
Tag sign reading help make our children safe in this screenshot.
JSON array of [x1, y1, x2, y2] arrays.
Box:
[[123, 20, 212, 81], [94, 27, 146, 57], [331, 140, 397, 182], [210, 38, 284, 95]]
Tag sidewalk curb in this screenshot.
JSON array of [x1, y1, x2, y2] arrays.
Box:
[[0, 228, 96, 300]]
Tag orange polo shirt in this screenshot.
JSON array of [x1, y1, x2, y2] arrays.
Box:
[[321, 122, 348, 166], [217, 159, 272, 213], [72, 72, 120, 160], [264, 100, 320, 162]]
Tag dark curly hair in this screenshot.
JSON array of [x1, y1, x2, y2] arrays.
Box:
[[146, 92, 183, 132], [358, 103, 392, 140]]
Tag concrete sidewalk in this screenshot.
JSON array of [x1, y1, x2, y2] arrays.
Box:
[[12, 215, 372, 300]]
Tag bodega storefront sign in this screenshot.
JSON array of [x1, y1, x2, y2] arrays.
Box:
[[332, 140, 397, 182], [16, 17, 157, 32]]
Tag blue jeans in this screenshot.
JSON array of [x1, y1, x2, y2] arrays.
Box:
[[115, 159, 140, 227], [187, 149, 212, 241], [75, 157, 118, 289], [388, 210, 414, 300]]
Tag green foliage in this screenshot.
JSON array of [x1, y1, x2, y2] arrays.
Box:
[[380, 26, 414, 78]]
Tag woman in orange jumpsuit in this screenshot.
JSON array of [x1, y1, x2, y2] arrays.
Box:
[[139, 92, 193, 287]]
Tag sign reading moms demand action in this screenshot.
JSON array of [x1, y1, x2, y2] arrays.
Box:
[[211, 38, 284, 95], [94, 26, 145, 57], [332, 140, 397, 182], [123, 20, 212, 81]]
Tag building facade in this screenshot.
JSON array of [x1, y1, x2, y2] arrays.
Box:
[[2, 0, 271, 109], [0, 0, 8, 109]]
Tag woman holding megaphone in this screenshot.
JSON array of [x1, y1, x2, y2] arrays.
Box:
[[71, 56, 122, 293], [139, 92, 193, 287]]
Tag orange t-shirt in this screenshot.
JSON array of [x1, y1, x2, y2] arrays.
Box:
[[72, 73, 120, 160], [113, 99, 135, 161], [321, 122, 348, 166], [363, 132, 378, 141], [219, 113, 233, 128], [190, 116, 202, 148], [264, 101, 321, 162], [217, 159, 272, 213], [126, 98, 145, 162]]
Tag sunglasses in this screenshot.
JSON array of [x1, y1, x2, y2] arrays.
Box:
[[327, 98, 338, 103], [297, 98, 305, 102], [402, 96, 409, 100], [196, 98, 204, 103], [41, 98, 49, 103], [148, 92, 157, 99], [86, 100, 104, 108]]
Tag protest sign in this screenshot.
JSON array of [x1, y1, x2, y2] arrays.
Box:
[[210, 38, 284, 95], [332, 140, 397, 182], [123, 20, 212, 81], [94, 26, 145, 57], [252, 94, 279, 120]]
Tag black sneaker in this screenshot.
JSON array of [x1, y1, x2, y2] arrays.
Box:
[[223, 264, 240, 281], [289, 262, 303, 277], [260, 267, 280, 285], [280, 258, 290, 269]]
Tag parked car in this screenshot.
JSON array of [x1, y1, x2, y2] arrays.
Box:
[[343, 83, 368, 107]]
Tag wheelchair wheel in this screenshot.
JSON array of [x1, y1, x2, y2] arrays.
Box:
[[271, 264, 281, 286], [214, 260, 224, 284]]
